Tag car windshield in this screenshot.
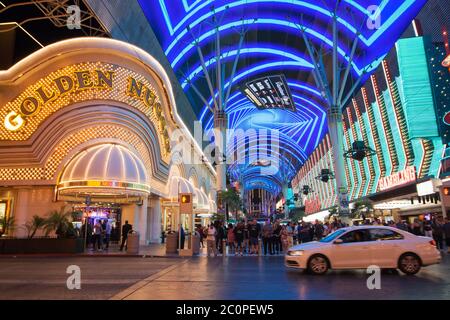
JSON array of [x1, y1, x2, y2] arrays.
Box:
[[319, 229, 347, 242]]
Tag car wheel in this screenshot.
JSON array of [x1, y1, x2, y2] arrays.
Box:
[[308, 255, 329, 275], [398, 253, 421, 275]]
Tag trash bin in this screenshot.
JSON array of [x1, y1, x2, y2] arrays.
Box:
[[165, 232, 178, 254], [192, 233, 200, 255], [126, 231, 140, 254]]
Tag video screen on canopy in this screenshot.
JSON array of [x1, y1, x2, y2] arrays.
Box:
[[242, 74, 296, 112]]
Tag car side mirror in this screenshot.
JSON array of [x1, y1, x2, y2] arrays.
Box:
[[333, 239, 343, 244]]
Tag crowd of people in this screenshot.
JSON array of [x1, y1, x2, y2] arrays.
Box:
[[195, 218, 349, 257], [194, 215, 450, 257]]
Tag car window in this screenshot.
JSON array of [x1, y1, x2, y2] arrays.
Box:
[[369, 228, 404, 241], [319, 229, 346, 242], [339, 230, 371, 243]]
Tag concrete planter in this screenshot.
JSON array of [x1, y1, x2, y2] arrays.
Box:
[[0, 238, 84, 254]]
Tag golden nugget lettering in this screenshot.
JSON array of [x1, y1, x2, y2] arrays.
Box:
[[126, 76, 170, 154], [4, 69, 114, 131]]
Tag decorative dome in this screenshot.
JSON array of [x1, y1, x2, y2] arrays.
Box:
[[166, 176, 195, 199], [58, 144, 149, 195], [194, 187, 209, 209]]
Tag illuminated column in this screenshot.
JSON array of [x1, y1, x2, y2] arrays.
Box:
[[328, 107, 349, 216], [136, 197, 148, 245], [149, 196, 162, 243], [214, 110, 227, 195]]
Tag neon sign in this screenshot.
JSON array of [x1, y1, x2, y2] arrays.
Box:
[[378, 166, 417, 191]]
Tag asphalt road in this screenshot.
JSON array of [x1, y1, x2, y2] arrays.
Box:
[[0, 254, 449, 300]]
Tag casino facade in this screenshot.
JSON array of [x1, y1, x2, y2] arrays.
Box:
[[0, 37, 216, 243]]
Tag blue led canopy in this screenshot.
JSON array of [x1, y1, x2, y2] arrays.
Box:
[[139, 0, 426, 194]]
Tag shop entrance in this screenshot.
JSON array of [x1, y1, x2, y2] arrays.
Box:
[[71, 203, 122, 244]]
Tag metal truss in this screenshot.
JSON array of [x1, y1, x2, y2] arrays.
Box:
[[0, 0, 108, 37]]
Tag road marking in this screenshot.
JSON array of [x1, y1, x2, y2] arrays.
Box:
[[109, 259, 189, 300]]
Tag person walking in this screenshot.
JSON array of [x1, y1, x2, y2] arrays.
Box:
[[272, 221, 282, 254], [281, 225, 289, 252], [243, 222, 250, 254], [423, 220, 433, 238], [443, 217, 450, 254], [119, 220, 132, 251], [234, 222, 244, 256], [262, 220, 273, 255], [432, 217, 445, 251], [248, 219, 260, 254], [104, 220, 112, 250], [313, 220, 324, 241], [227, 223, 236, 255], [206, 224, 217, 257], [286, 222, 294, 248], [93, 220, 103, 251]]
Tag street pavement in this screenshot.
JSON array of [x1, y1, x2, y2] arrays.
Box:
[[0, 254, 449, 300]]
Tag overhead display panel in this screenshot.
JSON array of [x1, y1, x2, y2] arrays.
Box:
[[243, 74, 296, 111]]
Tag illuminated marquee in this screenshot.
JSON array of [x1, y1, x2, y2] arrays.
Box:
[[1, 62, 171, 156], [305, 196, 321, 215], [378, 166, 417, 191], [4, 69, 114, 132]]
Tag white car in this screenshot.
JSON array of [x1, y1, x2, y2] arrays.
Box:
[[285, 226, 441, 275]]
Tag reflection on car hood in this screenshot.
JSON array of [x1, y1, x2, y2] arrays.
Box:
[[288, 241, 329, 251]]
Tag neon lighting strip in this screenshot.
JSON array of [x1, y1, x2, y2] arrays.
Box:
[[159, 0, 416, 49], [180, 47, 313, 87], [171, 19, 367, 75]]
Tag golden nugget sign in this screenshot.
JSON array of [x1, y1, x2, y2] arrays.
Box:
[[4, 69, 114, 131], [378, 166, 417, 191], [2, 63, 170, 154]]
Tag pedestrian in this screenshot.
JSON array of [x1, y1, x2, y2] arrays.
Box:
[[272, 221, 282, 254], [243, 222, 250, 254], [206, 224, 217, 257], [286, 222, 294, 248], [281, 225, 289, 252], [227, 223, 235, 255], [262, 220, 273, 255], [234, 222, 244, 256], [411, 219, 422, 235], [104, 220, 112, 250], [432, 217, 445, 251], [93, 219, 103, 251], [313, 220, 324, 241], [443, 217, 450, 254], [248, 219, 260, 254], [119, 220, 132, 251], [423, 220, 433, 238]]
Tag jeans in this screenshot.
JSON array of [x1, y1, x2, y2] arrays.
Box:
[[263, 237, 273, 255], [207, 240, 217, 256], [120, 236, 128, 251]]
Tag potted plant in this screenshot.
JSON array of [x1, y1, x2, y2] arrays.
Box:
[[23, 215, 46, 239], [0, 216, 15, 237]]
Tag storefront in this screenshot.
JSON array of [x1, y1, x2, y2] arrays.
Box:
[[0, 37, 216, 244]]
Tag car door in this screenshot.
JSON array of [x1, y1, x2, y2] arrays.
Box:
[[331, 229, 373, 269], [368, 228, 404, 268]]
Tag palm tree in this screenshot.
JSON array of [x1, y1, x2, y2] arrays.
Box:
[[0, 215, 15, 236], [220, 188, 242, 222], [351, 199, 373, 220], [23, 215, 46, 239], [43, 209, 74, 238]]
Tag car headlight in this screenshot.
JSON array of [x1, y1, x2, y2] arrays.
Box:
[[287, 250, 304, 256]]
